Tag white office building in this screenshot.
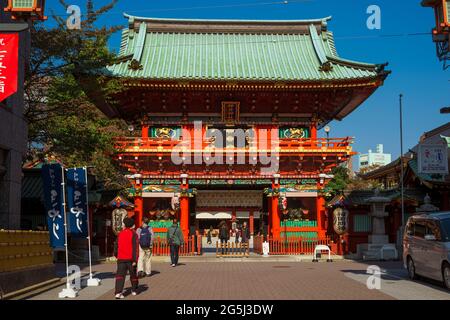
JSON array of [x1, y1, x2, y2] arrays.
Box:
[[359, 144, 392, 171]]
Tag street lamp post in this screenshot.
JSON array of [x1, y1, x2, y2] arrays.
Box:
[[399, 94, 405, 243], [324, 125, 330, 147]]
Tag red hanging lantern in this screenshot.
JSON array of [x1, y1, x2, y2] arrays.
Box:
[[4, 0, 47, 21], [422, 0, 450, 68]]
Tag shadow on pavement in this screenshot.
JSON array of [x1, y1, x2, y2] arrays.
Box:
[[340, 268, 450, 294], [123, 284, 149, 296], [92, 272, 115, 280]]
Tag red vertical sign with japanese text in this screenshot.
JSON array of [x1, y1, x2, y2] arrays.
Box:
[[0, 33, 19, 102]]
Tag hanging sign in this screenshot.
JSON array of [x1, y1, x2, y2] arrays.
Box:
[[66, 168, 88, 237], [42, 164, 66, 248], [0, 33, 19, 102], [418, 144, 449, 175], [333, 207, 349, 235]]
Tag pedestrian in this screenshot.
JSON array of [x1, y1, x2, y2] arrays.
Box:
[[136, 217, 154, 278], [241, 222, 250, 244], [235, 225, 240, 243], [167, 217, 184, 267], [219, 220, 229, 254], [113, 217, 139, 299], [207, 225, 213, 244]]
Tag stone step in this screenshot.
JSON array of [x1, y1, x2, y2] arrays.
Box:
[[362, 250, 381, 261], [367, 244, 385, 251]]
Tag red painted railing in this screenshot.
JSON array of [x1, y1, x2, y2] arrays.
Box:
[[253, 235, 331, 255], [114, 137, 353, 154], [152, 235, 202, 256]]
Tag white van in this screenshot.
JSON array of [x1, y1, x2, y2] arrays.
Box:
[[403, 212, 450, 290]]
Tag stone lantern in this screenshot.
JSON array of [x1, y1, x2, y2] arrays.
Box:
[[416, 194, 440, 213], [359, 188, 398, 261], [366, 188, 390, 245]]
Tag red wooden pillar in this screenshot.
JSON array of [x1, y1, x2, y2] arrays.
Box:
[[249, 210, 254, 235], [142, 125, 149, 139], [267, 196, 272, 236], [316, 193, 326, 238], [310, 122, 317, 139], [180, 196, 189, 239], [310, 121, 317, 149], [180, 175, 189, 239], [132, 178, 144, 227], [134, 196, 143, 227], [271, 180, 280, 239]]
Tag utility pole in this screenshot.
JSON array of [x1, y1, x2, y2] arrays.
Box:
[[399, 94, 405, 236]]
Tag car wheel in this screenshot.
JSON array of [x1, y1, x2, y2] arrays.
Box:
[[407, 257, 418, 280], [442, 263, 450, 290]]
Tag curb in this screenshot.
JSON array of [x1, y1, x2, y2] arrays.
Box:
[[97, 255, 349, 263]]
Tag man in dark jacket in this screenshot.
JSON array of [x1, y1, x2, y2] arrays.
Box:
[[114, 217, 139, 299], [219, 221, 229, 254], [167, 218, 184, 267], [241, 222, 250, 243]]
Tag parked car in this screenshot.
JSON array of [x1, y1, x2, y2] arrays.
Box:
[[403, 212, 450, 290]]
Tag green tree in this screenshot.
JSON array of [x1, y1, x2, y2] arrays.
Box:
[[326, 166, 351, 199], [25, 0, 128, 189]]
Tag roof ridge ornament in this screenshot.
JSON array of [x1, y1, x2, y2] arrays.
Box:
[[128, 59, 143, 71]]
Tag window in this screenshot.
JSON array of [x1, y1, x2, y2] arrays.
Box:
[[413, 221, 426, 239], [221, 101, 240, 124], [353, 215, 372, 232], [440, 218, 450, 242], [425, 220, 442, 241]]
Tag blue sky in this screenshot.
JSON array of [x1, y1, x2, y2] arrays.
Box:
[[45, 0, 450, 168]]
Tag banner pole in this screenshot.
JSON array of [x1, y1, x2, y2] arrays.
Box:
[[85, 167, 101, 286], [58, 166, 77, 298]]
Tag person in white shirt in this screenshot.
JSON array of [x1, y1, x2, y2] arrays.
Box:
[[136, 217, 154, 277]]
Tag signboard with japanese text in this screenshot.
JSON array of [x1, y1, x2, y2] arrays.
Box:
[[66, 168, 89, 237], [418, 144, 449, 175], [41, 164, 65, 248], [0, 33, 19, 102]]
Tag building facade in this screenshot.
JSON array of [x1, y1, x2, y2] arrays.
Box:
[[358, 144, 392, 171], [363, 122, 450, 211], [0, 1, 30, 229], [97, 15, 389, 240]]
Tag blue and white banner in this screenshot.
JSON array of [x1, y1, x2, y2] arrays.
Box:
[[66, 168, 89, 237], [41, 164, 65, 248]]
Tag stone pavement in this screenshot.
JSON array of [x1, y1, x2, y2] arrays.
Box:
[[22, 258, 450, 300]]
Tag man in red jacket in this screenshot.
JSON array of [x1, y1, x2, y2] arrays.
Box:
[[114, 217, 139, 299]]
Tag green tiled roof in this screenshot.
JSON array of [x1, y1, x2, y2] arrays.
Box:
[[408, 159, 449, 184], [441, 135, 450, 148], [106, 15, 388, 82]]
